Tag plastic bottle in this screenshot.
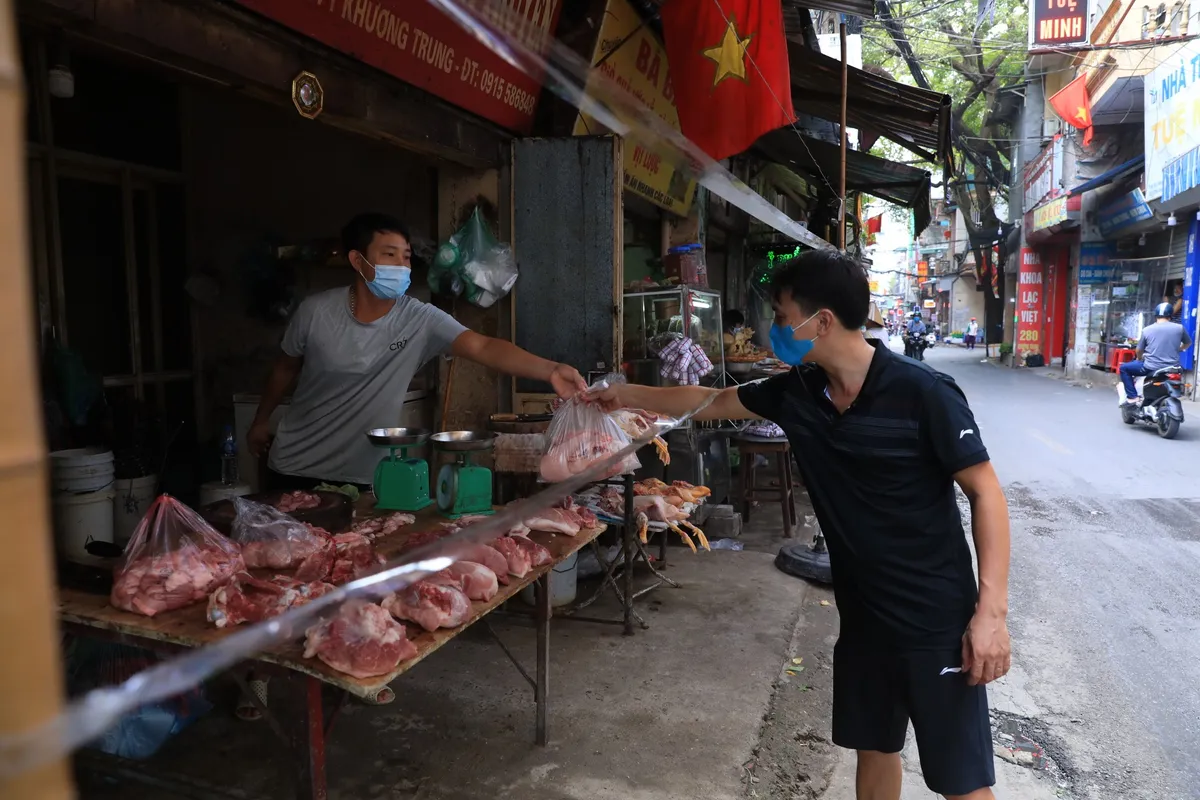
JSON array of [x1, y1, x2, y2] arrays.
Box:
[[220, 425, 239, 485]]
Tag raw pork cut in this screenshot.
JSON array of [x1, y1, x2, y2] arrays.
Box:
[[524, 507, 583, 537], [491, 536, 532, 578], [276, 490, 321, 513], [328, 532, 385, 584], [303, 600, 415, 678], [207, 573, 335, 628], [446, 562, 499, 601], [111, 494, 245, 617], [422, 570, 464, 590], [241, 535, 327, 571], [459, 544, 510, 584], [383, 583, 472, 632], [294, 530, 336, 582], [351, 512, 417, 541], [112, 547, 243, 617], [508, 534, 552, 567]]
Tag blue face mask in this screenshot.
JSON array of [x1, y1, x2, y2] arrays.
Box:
[[769, 312, 820, 366], [359, 257, 412, 300]]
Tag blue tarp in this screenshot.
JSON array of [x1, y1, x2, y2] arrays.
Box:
[[1068, 155, 1145, 197]]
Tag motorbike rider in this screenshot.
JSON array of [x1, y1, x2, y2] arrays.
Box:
[[1120, 302, 1192, 404], [904, 312, 927, 359]]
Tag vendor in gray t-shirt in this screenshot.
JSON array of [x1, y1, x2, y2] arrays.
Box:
[[1119, 302, 1192, 404], [249, 212, 587, 487]]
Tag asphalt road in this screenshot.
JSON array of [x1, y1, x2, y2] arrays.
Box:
[[925, 343, 1200, 800]]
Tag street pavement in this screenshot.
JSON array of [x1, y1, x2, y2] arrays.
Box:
[[825, 340, 1200, 799]]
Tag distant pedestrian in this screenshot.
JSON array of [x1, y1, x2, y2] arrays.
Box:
[[964, 318, 980, 350]]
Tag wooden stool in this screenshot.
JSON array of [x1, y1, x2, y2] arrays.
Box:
[[732, 435, 797, 538]]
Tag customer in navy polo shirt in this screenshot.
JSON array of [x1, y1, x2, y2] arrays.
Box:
[[595, 250, 1012, 800]]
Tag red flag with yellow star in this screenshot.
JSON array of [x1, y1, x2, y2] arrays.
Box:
[[659, 0, 796, 161], [1049, 75, 1094, 145]]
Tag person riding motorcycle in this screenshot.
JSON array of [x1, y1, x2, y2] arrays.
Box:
[[1120, 302, 1192, 404], [904, 313, 927, 359]]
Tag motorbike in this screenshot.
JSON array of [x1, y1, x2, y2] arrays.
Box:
[[904, 330, 930, 360], [1118, 365, 1185, 439]]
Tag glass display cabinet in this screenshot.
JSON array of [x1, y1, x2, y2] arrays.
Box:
[[622, 288, 726, 387]]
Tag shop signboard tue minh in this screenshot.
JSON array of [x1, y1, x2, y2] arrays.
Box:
[[1145, 39, 1200, 201]]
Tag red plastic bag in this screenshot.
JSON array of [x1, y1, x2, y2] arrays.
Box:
[[539, 377, 640, 482], [111, 495, 244, 617], [229, 497, 330, 570]]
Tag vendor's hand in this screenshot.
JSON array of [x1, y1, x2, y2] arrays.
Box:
[[961, 607, 1011, 686], [247, 421, 273, 458], [549, 363, 588, 400]]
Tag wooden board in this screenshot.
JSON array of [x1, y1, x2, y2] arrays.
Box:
[[58, 506, 606, 698]]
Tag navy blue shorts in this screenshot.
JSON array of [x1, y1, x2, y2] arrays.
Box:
[[832, 634, 995, 796]]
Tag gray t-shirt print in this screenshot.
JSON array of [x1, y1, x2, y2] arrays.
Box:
[[268, 288, 466, 484]]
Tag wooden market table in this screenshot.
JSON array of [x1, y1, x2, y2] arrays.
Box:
[[58, 505, 606, 800]]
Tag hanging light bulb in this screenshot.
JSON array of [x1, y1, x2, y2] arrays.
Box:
[[1168, 213, 1178, 227]]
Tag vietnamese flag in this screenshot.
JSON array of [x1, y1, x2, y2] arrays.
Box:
[[659, 0, 796, 162], [865, 214, 883, 245], [1049, 75, 1094, 145]]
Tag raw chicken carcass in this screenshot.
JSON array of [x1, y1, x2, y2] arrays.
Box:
[[632, 495, 709, 552], [276, 490, 321, 513], [303, 600, 416, 679], [524, 507, 582, 536], [539, 429, 633, 482], [491, 536, 532, 578], [446, 562, 499, 601], [207, 572, 334, 628], [111, 546, 243, 617], [507, 534, 552, 567], [383, 582, 472, 632]]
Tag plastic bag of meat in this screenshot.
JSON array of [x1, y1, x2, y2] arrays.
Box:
[[539, 375, 640, 482], [111, 495, 244, 617], [229, 497, 330, 570], [304, 600, 416, 679]]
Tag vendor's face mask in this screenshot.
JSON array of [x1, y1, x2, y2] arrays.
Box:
[[356, 254, 412, 300], [770, 311, 821, 366]]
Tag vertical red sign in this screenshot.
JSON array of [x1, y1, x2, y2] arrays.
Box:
[[1017, 248, 1044, 359]]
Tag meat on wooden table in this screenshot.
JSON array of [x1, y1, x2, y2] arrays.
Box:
[[382, 582, 472, 632], [303, 600, 416, 679]]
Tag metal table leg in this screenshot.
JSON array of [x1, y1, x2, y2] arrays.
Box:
[[535, 573, 551, 746], [288, 675, 327, 800], [622, 473, 636, 636]]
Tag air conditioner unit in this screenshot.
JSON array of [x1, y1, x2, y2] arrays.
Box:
[[1043, 118, 1061, 137]]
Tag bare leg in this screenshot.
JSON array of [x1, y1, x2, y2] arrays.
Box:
[[946, 790, 995, 800], [856, 751, 902, 800]]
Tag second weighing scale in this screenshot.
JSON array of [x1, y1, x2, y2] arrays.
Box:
[[432, 431, 496, 519], [367, 427, 432, 511]]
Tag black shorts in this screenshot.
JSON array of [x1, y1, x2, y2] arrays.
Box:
[[832, 633, 995, 796]]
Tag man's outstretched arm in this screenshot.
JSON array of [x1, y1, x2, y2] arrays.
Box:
[[594, 384, 760, 422]]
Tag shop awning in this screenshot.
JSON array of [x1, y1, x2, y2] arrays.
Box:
[[755, 130, 933, 231], [786, 42, 952, 165], [782, 0, 878, 23], [1068, 155, 1145, 197]]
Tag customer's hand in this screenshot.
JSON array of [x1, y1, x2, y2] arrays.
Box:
[[961, 608, 1011, 686], [588, 382, 629, 414], [549, 363, 588, 400]]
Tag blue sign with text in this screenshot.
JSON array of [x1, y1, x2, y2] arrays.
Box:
[[1162, 144, 1200, 202], [1097, 190, 1154, 238], [1078, 243, 1113, 284], [1182, 218, 1200, 370]]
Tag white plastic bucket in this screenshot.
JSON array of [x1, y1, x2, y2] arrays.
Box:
[[112, 475, 158, 546], [53, 489, 115, 568], [50, 448, 115, 494], [520, 551, 579, 608], [199, 480, 251, 507]]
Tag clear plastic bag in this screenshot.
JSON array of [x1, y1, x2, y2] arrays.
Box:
[[230, 497, 330, 570], [431, 208, 518, 308], [540, 376, 640, 482], [111, 495, 244, 617]]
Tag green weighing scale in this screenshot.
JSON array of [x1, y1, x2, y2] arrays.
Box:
[[367, 427, 433, 511], [431, 431, 497, 519]]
